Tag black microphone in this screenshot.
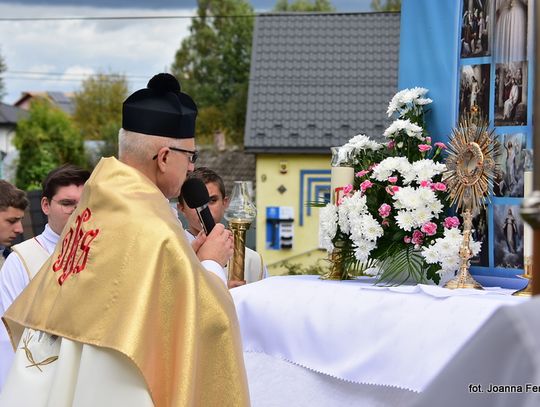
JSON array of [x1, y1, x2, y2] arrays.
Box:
[[181, 178, 216, 235]]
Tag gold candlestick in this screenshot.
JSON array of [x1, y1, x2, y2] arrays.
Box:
[[224, 181, 256, 282], [513, 256, 533, 297], [228, 220, 251, 281]]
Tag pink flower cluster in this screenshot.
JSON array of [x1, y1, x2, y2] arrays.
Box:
[[418, 144, 432, 152], [443, 216, 460, 229], [419, 180, 446, 192], [360, 180, 373, 193], [421, 222, 437, 236], [378, 203, 391, 218]]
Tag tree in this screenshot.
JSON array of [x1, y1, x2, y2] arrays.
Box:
[[273, 0, 335, 12], [14, 100, 86, 190], [371, 0, 401, 12], [171, 0, 254, 145], [73, 73, 128, 142], [0, 48, 6, 101]]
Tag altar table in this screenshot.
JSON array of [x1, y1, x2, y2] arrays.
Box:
[[232, 275, 526, 406]]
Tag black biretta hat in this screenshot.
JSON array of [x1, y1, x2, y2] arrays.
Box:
[[122, 73, 197, 139]]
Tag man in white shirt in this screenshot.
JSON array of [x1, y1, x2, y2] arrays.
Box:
[[178, 167, 268, 288], [0, 164, 90, 390]]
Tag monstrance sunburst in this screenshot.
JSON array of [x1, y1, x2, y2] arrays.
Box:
[[443, 113, 500, 289]]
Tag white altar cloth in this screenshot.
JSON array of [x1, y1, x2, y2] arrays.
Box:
[[232, 275, 525, 393]]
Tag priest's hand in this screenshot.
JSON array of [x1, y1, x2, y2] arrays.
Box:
[[227, 280, 246, 289], [195, 223, 233, 267]]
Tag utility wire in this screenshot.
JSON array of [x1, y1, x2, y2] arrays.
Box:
[[0, 12, 346, 22], [0, 14, 255, 22]]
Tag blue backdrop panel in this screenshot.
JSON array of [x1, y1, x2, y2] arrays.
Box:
[[399, 0, 460, 144]]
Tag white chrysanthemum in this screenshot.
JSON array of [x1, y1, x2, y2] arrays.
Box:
[[337, 191, 367, 236], [417, 187, 437, 205], [393, 186, 427, 210], [395, 210, 415, 231], [353, 239, 376, 263], [427, 199, 444, 216], [444, 227, 462, 239], [386, 87, 431, 117], [413, 207, 433, 225], [421, 228, 482, 276], [410, 160, 447, 183], [383, 119, 424, 139], [422, 246, 439, 264], [360, 215, 384, 241], [335, 134, 383, 165], [371, 156, 412, 181], [319, 204, 338, 252]]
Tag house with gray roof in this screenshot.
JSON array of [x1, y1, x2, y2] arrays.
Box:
[[245, 12, 400, 153], [245, 12, 401, 274], [0, 102, 27, 179], [14, 91, 75, 115]]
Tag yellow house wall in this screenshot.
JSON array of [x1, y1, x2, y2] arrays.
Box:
[[255, 154, 332, 276]]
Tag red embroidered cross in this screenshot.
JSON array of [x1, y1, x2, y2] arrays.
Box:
[[52, 208, 100, 285]]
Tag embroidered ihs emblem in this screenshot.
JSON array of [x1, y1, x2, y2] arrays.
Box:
[[52, 208, 100, 285]]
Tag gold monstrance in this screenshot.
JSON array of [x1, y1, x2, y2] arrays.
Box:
[[443, 114, 499, 289]]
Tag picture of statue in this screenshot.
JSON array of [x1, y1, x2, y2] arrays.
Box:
[[494, 61, 528, 126], [461, 0, 491, 58], [494, 133, 526, 197], [494, 0, 528, 63], [459, 64, 490, 122], [494, 204, 524, 269]]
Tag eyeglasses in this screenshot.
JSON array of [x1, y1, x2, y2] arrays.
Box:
[[51, 198, 78, 214], [152, 147, 198, 164]]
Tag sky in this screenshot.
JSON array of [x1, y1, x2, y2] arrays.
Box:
[[0, 0, 372, 104]]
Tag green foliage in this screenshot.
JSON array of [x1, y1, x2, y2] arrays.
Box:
[[14, 100, 86, 190], [0, 48, 6, 101], [73, 73, 128, 141], [370, 0, 401, 12], [273, 0, 335, 11], [171, 0, 254, 145]]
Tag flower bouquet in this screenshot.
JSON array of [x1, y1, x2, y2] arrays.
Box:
[[319, 88, 481, 284]]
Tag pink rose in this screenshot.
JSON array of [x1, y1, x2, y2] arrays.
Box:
[[378, 203, 392, 218], [434, 142, 446, 149], [404, 236, 412, 244], [432, 182, 447, 191], [387, 176, 398, 183], [360, 180, 373, 193], [411, 230, 424, 245], [420, 180, 431, 188], [387, 140, 395, 150], [418, 144, 432, 152], [444, 216, 460, 229], [421, 222, 437, 236], [356, 170, 369, 178], [343, 184, 354, 196]]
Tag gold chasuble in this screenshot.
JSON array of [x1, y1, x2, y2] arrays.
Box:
[[2, 157, 250, 407]]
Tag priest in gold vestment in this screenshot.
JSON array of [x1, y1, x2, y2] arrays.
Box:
[[0, 74, 250, 406]]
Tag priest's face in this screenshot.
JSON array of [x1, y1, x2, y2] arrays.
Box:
[[0, 206, 24, 247], [166, 139, 197, 199]]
